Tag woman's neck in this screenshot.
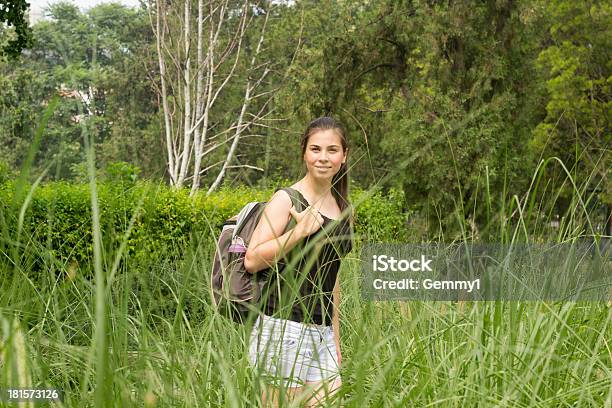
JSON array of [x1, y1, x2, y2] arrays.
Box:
[[297, 174, 333, 203]]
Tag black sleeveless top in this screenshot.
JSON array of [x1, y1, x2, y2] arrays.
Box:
[[259, 189, 353, 326]]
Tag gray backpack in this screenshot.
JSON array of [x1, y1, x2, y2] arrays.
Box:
[[210, 187, 306, 323]]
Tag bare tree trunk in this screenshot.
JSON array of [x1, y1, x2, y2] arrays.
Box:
[[208, 8, 270, 194], [191, 0, 228, 195], [176, 0, 192, 187], [190, 0, 206, 193], [208, 83, 251, 194], [150, 0, 176, 184]]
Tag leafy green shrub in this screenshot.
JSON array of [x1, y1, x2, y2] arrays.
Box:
[[352, 187, 411, 244], [0, 181, 408, 330], [103, 161, 141, 184], [0, 182, 408, 274], [69, 162, 91, 183], [0, 160, 15, 184]]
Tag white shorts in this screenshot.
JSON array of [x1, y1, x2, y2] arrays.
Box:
[[248, 314, 340, 388]]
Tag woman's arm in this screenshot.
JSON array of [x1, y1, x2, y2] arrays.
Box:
[[332, 275, 341, 367], [244, 190, 323, 274]]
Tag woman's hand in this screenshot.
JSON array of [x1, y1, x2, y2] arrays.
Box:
[[289, 205, 324, 238]]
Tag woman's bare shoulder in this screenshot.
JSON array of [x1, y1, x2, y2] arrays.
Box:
[[248, 190, 293, 249], [266, 189, 293, 211]]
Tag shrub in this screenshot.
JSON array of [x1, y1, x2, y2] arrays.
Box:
[[0, 181, 408, 275], [103, 161, 141, 184], [352, 187, 411, 244]]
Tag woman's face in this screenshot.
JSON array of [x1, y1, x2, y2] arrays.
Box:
[[303, 129, 347, 181]]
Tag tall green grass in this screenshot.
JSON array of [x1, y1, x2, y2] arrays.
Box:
[[2, 178, 610, 407], [0, 106, 610, 407], [1, 231, 610, 406]]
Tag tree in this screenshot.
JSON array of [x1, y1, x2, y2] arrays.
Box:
[[265, 0, 546, 236], [0, 2, 163, 179], [149, 0, 277, 195], [533, 0, 611, 206], [0, 0, 33, 58]]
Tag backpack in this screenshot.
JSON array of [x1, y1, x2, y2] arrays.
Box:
[[210, 187, 306, 323]]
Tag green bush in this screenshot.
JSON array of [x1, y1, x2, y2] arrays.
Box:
[[0, 181, 407, 275], [0, 160, 15, 184], [352, 187, 411, 244], [102, 161, 141, 184], [0, 181, 407, 335]]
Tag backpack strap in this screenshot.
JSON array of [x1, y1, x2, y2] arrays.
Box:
[[273, 187, 308, 233], [274, 187, 307, 212]]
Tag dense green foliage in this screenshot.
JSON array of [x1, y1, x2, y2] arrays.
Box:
[[0, 0, 608, 237], [533, 1, 611, 206], [0, 179, 408, 272], [261, 0, 610, 235], [0, 0, 33, 58], [1, 2, 162, 180]]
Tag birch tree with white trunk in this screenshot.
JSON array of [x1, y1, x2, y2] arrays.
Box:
[[148, 0, 273, 195]]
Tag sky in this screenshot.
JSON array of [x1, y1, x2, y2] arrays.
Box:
[[28, 0, 142, 22]]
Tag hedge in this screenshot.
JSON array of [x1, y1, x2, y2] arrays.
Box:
[[0, 180, 410, 273]]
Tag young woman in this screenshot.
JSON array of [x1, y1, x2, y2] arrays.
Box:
[[244, 116, 354, 407]]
